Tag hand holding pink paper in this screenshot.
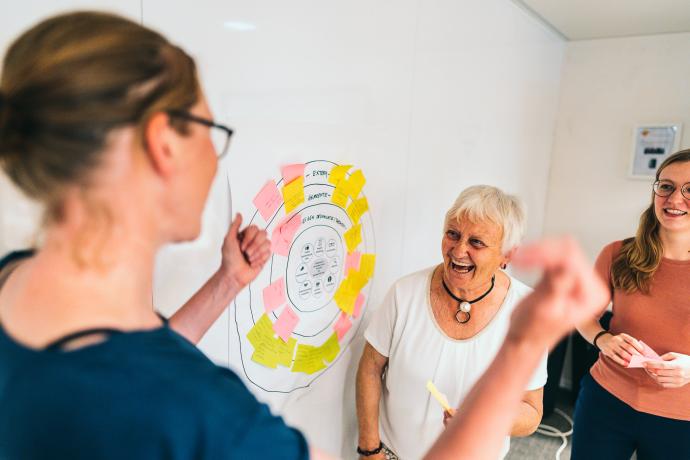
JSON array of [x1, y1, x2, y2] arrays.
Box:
[[626, 340, 662, 368]]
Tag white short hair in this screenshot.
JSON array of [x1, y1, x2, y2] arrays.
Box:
[[444, 185, 526, 253]]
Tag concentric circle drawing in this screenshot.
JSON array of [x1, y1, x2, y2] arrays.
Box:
[[233, 160, 375, 393]]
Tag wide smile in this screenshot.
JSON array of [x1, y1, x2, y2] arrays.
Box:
[[449, 258, 475, 274], [663, 207, 688, 218]]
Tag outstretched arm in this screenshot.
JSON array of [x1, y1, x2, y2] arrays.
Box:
[[425, 237, 608, 460], [170, 214, 271, 344]]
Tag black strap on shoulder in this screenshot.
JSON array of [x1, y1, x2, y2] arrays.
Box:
[[45, 314, 167, 351], [0, 249, 35, 270], [45, 327, 123, 351]]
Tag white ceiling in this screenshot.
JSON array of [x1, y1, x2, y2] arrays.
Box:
[[514, 0, 690, 40]]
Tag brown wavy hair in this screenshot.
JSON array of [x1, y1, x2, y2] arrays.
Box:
[[611, 149, 690, 293]]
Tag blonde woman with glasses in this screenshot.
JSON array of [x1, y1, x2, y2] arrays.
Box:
[[572, 149, 690, 460]]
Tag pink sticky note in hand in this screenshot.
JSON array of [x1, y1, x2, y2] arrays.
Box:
[[262, 277, 286, 312], [627, 354, 662, 368], [252, 180, 282, 221], [273, 305, 300, 342], [639, 340, 661, 359], [334, 312, 352, 340], [353, 293, 365, 318], [281, 164, 305, 184]]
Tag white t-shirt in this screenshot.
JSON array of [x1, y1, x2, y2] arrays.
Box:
[[364, 267, 548, 460]]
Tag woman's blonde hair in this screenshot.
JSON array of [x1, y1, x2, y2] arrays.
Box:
[[611, 149, 690, 293], [444, 185, 526, 253], [0, 11, 200, 222]]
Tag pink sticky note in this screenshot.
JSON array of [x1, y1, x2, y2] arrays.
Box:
[[281, 214, 302, 241], [334, 312, 352, 340], [627, 355, 663, 368], [271, 213, 302, 256], [281, 164, 305, 184], [345, 252, 361, 273], [353, 293, 365, 318], [252, 180, 282, 221], [273, 305, 300, 342], [639, 340, 660, 359], [262, 277, 286, 312]]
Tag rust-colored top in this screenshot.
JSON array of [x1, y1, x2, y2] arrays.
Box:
[[590, 240, 690, 420]]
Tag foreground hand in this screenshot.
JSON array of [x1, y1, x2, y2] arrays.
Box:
[[508, 237, 609, 350], [220, 213, 271, 288], [443, 408, 456, 428], [644, 353, 690, 389], [597, 333, 644, 367]]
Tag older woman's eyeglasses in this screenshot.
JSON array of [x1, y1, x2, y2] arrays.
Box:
[[653, 179, 690, 200], [167, 110, 234, 159]]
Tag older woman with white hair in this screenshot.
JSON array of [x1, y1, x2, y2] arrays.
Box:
[[356, 185, 547, 460]]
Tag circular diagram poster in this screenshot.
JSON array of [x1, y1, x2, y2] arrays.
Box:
[[234, 160, 375, 393]]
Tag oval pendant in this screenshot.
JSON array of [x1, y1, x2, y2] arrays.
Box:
[[455, 309, 471, 324]]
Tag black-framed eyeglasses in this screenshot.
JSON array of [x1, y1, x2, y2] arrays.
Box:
[[167, 110, 233, 159], [653, 179, 690, 200]]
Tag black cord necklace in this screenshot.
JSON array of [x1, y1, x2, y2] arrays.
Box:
[[441, 275, 495, 324]]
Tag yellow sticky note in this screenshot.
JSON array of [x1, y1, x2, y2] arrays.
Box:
[[292, 344, 326, 374], [426, 380, 452, 411], [331, 184, 349, 208], [348, 271, 369, 292], [346, 196, 369, 224], [359, 254, 376, 280], [252, 343, 278, 369], [334, 279, 357, 314], [328, 164, 352, 185], [342, 169, 366, 198], [282, 176, 305, 214], [319, 333, 340, 363], [275, 337, 297, 368], [247, 313, 274, 349], [344, 223, 362, 252]]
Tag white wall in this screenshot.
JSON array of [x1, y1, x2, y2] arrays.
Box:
[[543, 33, 690, 261], [0, 1, 565, 457]]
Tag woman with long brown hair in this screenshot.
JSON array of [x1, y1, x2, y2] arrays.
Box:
[[572, 149, 690, 459]]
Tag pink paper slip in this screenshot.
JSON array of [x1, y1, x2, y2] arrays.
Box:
[[252, 180, 282, 221], [334, 312, 352, 340], [639, 340, 661, 359], [271, 213, 302, 256], [353, 293, 365, 318], [262, 277, 286, 312], [345, 251, 361, 273], [627, 354, 663, 368], [273, 305, 300, 342], [281, 163, 305, 184]]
